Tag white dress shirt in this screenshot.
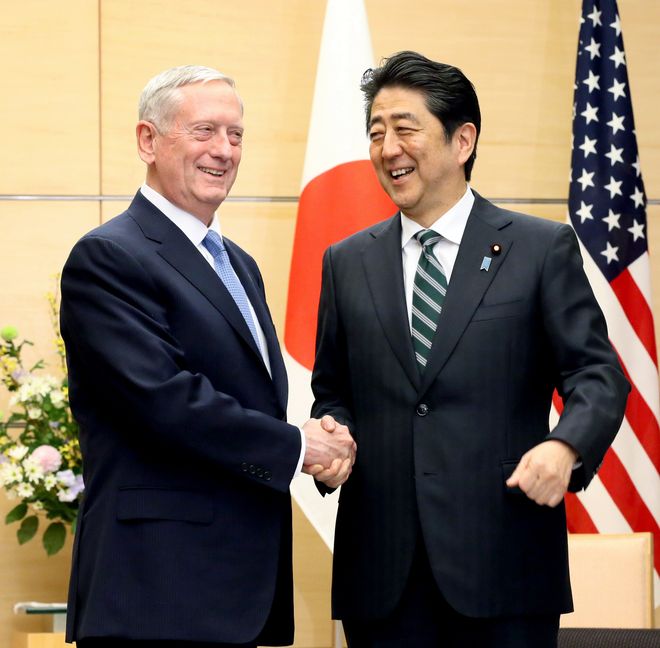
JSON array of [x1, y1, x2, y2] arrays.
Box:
[[400, 185, 475, 330]]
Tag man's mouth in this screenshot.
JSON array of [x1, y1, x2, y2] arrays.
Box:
[[199, 166, 225, 177], [390, 167, 414, 179]]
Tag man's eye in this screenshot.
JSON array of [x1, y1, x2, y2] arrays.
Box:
[[194, 127, 213, 139], [369, 132, 384, 142], [229, 131, 243, 145]]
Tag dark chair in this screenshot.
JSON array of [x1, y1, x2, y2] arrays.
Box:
[[558, 627, 660, 647]]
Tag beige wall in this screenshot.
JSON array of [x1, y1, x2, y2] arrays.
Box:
[[1, 1, 658, 646]]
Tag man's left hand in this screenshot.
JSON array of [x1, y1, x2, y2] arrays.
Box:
[[304, 457, 353, 489], [506, 440, 579, 507]]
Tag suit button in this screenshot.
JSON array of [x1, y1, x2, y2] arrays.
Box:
[[264, 470, 272, 481], [248, 464, 256, 475], [241, 462, 248, 472], [256, 468, 264, 478], [416, 403, 429, 417]]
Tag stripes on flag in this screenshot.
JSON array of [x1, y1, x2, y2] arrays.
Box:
[[283, 0, 395, 551], [565, 0, 660, 600]]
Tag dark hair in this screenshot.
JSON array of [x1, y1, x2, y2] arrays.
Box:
[[361, 50, 481, 181]]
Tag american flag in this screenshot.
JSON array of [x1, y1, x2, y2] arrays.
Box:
[[566, 0, 660, 599]]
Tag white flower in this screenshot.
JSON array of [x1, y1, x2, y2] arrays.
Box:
[[16, 482, 35, 498], [43, 474, 57, 490], [8, 445, 29, 461], [49, 390, 65, 406], [14, 375, 58, 404], [31, 501, 44, 511], [0, 463, 23, 485], [22, 457, 44, 483], [57, 488, 77, 502], [27, 406, 42, 419]]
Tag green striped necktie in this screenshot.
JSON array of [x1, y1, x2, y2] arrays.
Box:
[[412, 229, 447, 372]]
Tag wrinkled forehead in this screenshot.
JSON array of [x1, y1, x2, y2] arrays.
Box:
[[169, 80, 244, 123]]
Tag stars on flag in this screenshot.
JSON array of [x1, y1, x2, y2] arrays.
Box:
[[581, 102, 599, 123], [568, 0, 647, 282], [579, 135, 597, 157], [607, 112, 625, 134], [583, 70, 600, 92], [604, 144, 624, 165], [608, 78, 626, 100], [604, 176, 623, 198]]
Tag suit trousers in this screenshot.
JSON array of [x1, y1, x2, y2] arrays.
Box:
[[342, 537, 559, 648]]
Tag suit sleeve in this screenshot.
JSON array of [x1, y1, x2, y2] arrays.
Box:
[[60, 234, 301, 493], [311, 246, 355, 430], [540, 224, 630, 490]]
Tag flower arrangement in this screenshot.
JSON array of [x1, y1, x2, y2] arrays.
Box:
[[0, 288, 82, 555]]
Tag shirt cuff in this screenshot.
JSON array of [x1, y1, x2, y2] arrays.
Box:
[[292, 426, 306, 483]]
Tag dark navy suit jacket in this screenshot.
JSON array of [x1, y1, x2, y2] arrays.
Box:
[[312, 192, 630, 621], [61, 191, 300, 644]]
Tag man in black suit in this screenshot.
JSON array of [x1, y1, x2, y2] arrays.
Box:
[[61, 65, 355, 647], [311, 51, 629, 647]]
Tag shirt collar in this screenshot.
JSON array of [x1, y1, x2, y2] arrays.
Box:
[[400, 185, 474, 249], [140, 183, 222, 246]]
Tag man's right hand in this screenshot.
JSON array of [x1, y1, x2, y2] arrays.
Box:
[[302, 415, 356, 488]]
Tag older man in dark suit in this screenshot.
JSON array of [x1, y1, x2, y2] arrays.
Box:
[[311, 51, 629, 648], [60, 65, 355, 648]]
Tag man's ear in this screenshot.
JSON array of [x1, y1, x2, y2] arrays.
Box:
[[455, 122, 477, 167], [136, 121, 158, 165]]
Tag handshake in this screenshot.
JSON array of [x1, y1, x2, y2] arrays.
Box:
[[301, 415, 357, 488]]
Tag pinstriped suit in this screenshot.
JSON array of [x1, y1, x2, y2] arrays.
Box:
[[311, 192, 629, 622]]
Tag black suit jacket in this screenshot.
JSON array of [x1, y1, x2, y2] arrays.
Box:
[[311, 192, 629, 621], [61, 191, 300, 644]]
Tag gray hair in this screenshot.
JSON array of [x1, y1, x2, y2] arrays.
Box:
[[138, 65, 237, 131]]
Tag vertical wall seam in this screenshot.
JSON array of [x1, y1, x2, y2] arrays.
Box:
[[98, 0, 103, 225]]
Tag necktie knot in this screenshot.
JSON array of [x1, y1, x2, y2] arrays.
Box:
[[202, 229, 225, 258], [415, 229, 442, 252]]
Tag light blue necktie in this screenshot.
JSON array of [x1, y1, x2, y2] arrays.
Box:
[[202, 230, 261, 350]]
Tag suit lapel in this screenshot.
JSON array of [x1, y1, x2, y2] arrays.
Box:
[[225, 240, 288, 411], [128, 193, 266, 366], [362, 215, 421, 391], [420, 193, 513, 395]]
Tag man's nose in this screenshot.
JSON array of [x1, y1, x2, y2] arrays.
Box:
[[381, 131, 403, 158], [209, 131, 233, 158]]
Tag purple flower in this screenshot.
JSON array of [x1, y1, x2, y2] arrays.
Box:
[[71, 474, 84, 497], [56, 469, 75, 487], [57, 474, 84, 502], [11, 369, 28, 382]]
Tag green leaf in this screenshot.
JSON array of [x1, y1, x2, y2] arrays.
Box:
[[43, 522, 66, 556], [71, 516, 77, 536], [17, 515, 38, 544], [5, 502, 28, 524]]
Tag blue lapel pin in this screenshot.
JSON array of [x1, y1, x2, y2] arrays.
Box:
[[480, 256, 492, 271]]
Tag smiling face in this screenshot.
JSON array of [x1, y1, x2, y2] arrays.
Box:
[[368, 86, 474, 226], [137, 80, 243, 224]]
